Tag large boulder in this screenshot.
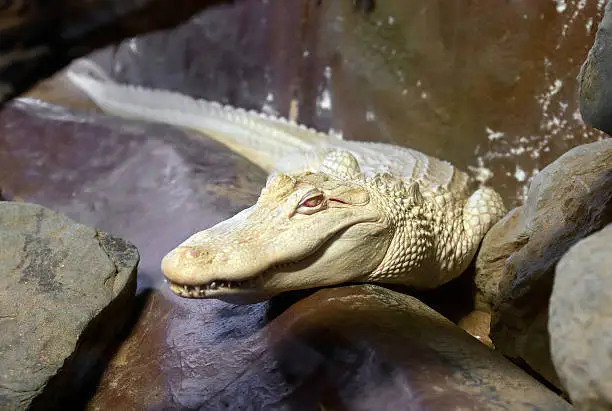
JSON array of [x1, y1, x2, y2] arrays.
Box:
[[0, 202, 138, 410], [579, 0, 612, 135], [549, 223, 612, 410], [475, 139, 612, 388], [87, 284, 571, 410]]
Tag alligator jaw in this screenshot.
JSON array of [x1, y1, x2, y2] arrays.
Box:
[[166, 277, 262, 298], [165, 259, 309, 299]]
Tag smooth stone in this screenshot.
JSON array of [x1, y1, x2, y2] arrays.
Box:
[[550, 224, 612, 410], [87, 284, 571, 410]]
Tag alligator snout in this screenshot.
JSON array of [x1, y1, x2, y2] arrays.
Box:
[[161, 245, 214, 286]]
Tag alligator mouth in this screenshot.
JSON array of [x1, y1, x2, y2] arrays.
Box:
[[166, 260, 304, 299], [167, 278, 260, 298]]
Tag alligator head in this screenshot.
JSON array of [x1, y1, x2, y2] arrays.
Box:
[[161, 151, 394, 303]]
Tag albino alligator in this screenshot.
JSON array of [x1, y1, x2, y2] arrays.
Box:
[[66, 59, 506, 304]]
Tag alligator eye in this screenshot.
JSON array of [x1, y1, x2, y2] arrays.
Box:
[[302, 196, 323, 208], [296, 191, 326, 215]]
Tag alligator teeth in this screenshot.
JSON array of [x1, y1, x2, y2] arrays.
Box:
[[168, 275, 264, 297], [191, 285, 201, 297]]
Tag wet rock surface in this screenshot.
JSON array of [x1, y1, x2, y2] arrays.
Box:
[[579, 0, 612, 135], [476, 139, 612, 389], [549, 223, 612, 410], [90, 285, 571, 410], [0, 202, 138, 410]]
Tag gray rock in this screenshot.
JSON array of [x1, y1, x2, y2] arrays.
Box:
[[579, 0, 612, 135], [0, 202, 138, 410], [475, 207, 524, 313], [549, 223, 612, 410], [475, 139, 612, 389]]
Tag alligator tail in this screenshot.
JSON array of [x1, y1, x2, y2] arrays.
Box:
[[66, 59, 337, 172]]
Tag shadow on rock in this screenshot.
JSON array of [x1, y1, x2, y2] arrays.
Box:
[[258, 285, 570, 411], [32, 289, 154, 411]]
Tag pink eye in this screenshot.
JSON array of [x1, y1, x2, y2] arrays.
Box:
[[302, 196, 323, 208]]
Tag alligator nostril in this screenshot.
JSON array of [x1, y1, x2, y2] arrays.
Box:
[[181, 248, 202, 259]]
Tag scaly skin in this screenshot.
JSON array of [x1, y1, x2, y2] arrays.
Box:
[[159, 151, 505, 303], [66, 59, 507, 304]]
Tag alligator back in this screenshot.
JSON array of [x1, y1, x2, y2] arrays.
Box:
[[275, 139, 470, 197]]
